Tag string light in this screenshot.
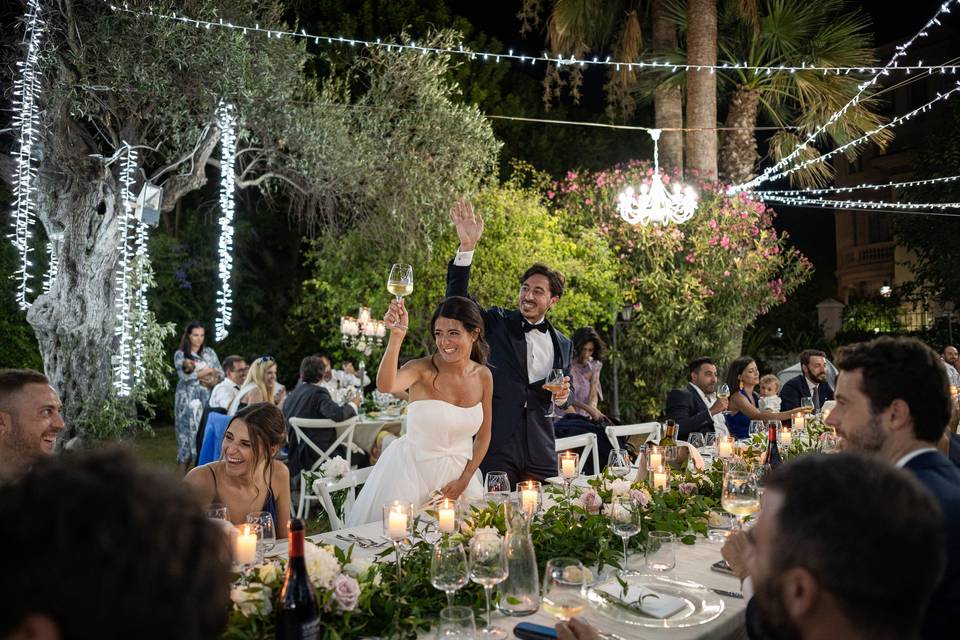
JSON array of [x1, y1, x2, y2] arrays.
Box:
[[9, 0, 44, 310], [752, 174, 960, 196], [732, 0, 959, 193], [617, 129, 698, 226], [113, 143, 138, 397], [753, 192, 960, 213], [43, 238, 58, 294], [102, 1, 960, 77], [215, 102, 237, 342], [131, 203, 151, 383]]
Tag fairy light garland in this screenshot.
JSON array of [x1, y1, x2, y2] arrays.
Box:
[[732, 0, 960, 194], [753, 192, 960, 213], [102, 1, 960, 77], [9, 0, 45, 310], [43, 240, 57, 293], [113, 144, 138, 397], [131, 204, 151, 383], [215, 102, 237, 342], [752, 174, 960, 196]]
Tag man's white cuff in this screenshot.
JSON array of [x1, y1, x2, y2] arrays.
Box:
[[454, 250, 474, 266]]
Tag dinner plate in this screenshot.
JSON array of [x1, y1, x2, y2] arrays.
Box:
[[586, 573, 725, 629]]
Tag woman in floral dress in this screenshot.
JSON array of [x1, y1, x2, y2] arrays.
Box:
[[174, 321, 222, 475]]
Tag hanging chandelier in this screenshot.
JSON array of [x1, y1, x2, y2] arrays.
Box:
[[617, 129, 698, 226]]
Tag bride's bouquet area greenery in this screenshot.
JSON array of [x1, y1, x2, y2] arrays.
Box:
[[224, 423, 833, 638]]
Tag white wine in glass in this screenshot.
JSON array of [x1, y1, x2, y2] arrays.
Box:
[[722, 470, 760, 529], [387, 263, 414, 301], [717, 383, 732, 416]]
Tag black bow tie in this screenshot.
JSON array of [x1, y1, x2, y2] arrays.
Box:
[[522, 320, 549, 334]]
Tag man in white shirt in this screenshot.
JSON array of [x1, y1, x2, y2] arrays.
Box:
[[208, 356, 248, 411], [665, 357, 729, 439], [942, 345, 960, 388]]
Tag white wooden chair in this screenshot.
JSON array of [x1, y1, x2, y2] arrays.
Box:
[[555, 433, 600, 475], [314, 466, 374, 531], [289, 416, 358, 519], [605, 421, 661, 453]]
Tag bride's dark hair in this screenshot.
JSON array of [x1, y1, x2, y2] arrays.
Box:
[[430, 296, 489, 366]]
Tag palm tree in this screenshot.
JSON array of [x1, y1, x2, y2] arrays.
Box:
[[652, 0, 683, 171], [686, 0, 718, 177], [714, 0, 889, 185]]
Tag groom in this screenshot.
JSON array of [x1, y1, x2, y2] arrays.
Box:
[[447, 200, 572, 486]]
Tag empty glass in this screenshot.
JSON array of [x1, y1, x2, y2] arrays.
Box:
[[245, 511, 276, 554], [469, 530, 509, 639], [748, 420, 765, 437], [484, 471, 510, 502], [205, 503, 229, 520], [542, 558, 587, 621], [645, 531, 677, 572], [608, 496, 641, 575], [431, 538, 469, 608], [607, 448, 631, 479], [438, 605, 477, 640]]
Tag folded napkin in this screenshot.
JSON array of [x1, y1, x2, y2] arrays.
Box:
[[681, 441, 706, 471], [597, 582, 687, 619]]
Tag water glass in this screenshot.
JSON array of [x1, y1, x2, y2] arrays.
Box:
[[607, 448, 631, 478], [469, 530, 509, 639], [246, 511, 276, 554], [748, 420, 765, 437], [206, 503, 229, 520], [542, 558, 588, 621], [484, 471, 511, 502], [431, 538, 469, 608], [821, 431, 842, 454], [609, 496, 641, 575], [645, 531, 677, 572], [438, 605, 477, 640], [687, 433, 705, 449]]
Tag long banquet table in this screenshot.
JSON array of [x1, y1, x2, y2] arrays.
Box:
[[271, 513, 748, 639]]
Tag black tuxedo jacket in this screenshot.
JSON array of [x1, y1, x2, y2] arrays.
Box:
[[904, 450, 960, 640], [665, 383, 716, 440], [778, 374, 834, 412], [446, 261, 573, 467], [283, 381, 357, 479]]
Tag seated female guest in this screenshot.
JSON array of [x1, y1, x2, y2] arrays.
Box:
[[229, 356, 286, 414], [565, 327, 607, 421], [725, 356, 801, 440], [185, 403, 291, 536]]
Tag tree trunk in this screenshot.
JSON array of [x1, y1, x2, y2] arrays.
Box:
[[652, 0, 683, 173], [719, 86, 760, 184], [685, 0, 718, 179]]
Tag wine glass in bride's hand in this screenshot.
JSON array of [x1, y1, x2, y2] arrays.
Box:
[[387, 263, 414, 303], [544, 369, 566, 419]]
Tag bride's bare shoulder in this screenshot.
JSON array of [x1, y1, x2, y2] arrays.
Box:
[[469, 361, 493, 382]]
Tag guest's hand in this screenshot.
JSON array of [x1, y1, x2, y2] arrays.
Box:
[[440, 476, 470, 500], [721, 530, 752, 580], [555, 617, 600, 640], [547, 376, 571, 406], [384, 299, 408, 335], [450, 199, 484, 252], [710, 397, 729, 415]]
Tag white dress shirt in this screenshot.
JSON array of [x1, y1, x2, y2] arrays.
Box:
[[209, 378, 240, 410], [691, 384, 729, 434]]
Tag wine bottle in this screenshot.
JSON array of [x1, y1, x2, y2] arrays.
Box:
[[659, 419, 678, 447], [276, 518, 320, 640], [766, 423, 782, 467]]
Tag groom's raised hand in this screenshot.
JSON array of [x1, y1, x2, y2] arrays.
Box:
[[450, 199, 484, 252]]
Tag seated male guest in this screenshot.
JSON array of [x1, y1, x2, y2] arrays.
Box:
[[665, 357, 728, 439], [0, 448, 232, 640], [779, 349, 834, 412], [284, 355, 362, 482], [827, 337, 960, 639], [0, 369, 65, 483], [208, 355, 248, 411], [722, 453, 944, 640]]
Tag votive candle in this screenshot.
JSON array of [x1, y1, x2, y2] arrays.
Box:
[[648, 446, 663, 470], [388, 504, 408, 539], [236, 525, 257, 564], [561, 454, 577, 478], [717, 437, 734, 459], [437, 500, 456, 534], [652, 466, 668, 491], [780, 427, 793, 446], [794, 413, 805, 429]]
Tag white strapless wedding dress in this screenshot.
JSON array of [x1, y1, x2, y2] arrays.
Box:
[[346, 399, 484, 526]]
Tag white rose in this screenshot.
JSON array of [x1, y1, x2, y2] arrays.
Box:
[[344, 557, 374, 578], [304, 540, 341, 589], [230, 584, 273, 617], [255, 562, 281, 586], [320, 455, 350, 479], [610, 479, 632, 496]]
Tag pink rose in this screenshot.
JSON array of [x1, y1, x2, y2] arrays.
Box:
[[720, 235, 731, 249], [580, 489, 602, 515], [629, 488, 650, 508], [332, 574, 360, 612], [585, 198, 593, 205], [679, 482, 697, 496], [547, 190, 555, 199]]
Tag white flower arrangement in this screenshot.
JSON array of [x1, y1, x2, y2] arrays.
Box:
[[230, 584, 273, 617]]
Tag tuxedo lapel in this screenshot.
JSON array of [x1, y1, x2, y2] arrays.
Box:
[[549, 324, 564, 370], [507, 312, 529, 381]]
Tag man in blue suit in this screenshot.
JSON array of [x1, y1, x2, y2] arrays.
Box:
[[827, 336, 960, 640], [780, 349, 834, 413], [447, 200, 571, 486]]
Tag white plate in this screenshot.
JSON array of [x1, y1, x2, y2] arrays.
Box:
[[587, 573, 725, 629]]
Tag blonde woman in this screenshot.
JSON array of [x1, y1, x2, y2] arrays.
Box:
[[228, 356, 286, 415]]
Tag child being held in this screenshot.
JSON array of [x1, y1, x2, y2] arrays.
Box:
[[759, 374, 782, 412]]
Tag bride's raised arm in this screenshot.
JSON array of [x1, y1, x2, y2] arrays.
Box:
[[377, 299, 423, 394]]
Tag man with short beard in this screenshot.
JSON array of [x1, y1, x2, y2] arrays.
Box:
[[826, 337, 960, 639], [779, 349, 834, 413], [0, 369, 65, 482]]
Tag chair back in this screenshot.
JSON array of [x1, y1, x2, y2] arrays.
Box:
[[554, 433, 600, 475], [314, 466, 374, 530], [604, 421, 660, 453], [289, 416, 359, 471]]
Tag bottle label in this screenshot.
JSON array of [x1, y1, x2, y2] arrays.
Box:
[[300, 618, 321, 640]]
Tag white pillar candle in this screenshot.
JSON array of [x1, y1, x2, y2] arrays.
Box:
[[358, 306, 371, 323], [521, 489, 538, 514], [652, 467, 668, 491], [794, 413, 805, 429], [437, 500, 456, 533], [388, 508, 408, 539], [718, 440, 734, 459], [561, 456, 576, 478], [236, 525, 257, 564], [648, 447, 663, 470], [780, 427, 792, 445]]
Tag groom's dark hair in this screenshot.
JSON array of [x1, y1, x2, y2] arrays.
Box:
[[520, 263, 565, 298]]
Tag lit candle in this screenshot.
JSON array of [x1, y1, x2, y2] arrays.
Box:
[[652, 466, 668, 491], [561, 454, 576, 478], [358, 306, 371, 323], [375, 321, 386, 338], [794, 413, 805, 429], [648, 446, 662, 470], [388, 505, 408, 539], [236, 525, 257, 564], [519, 481, 539, 515], [780, 427, 792, 445], [718, 438, 734, 459], [437, 499, 456, 534]]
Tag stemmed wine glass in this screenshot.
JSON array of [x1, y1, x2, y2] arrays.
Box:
[[608, 496, 641, 576], [607, 449, 631, 479], [748, 420, 765, 437], [543, 369, 566, 419], [717, 383, 732, 415], [721, 468, 760, 529], [469, 530, 509, 639], [387, 263, 414, 302], [431, 537, 469, 608], [245, 511, 276, 555], [484, 471, 511, 503]]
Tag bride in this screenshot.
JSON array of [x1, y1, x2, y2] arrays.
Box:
[[346, 295, 492, 526]]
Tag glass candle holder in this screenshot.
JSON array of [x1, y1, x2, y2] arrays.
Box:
[[717, 435, 736, 460], [382, 501, 413, 578], [557, 451, 579, 498], [516, 480, 542, 518], [436, 498, 459, 535], [648, 464, 670, 492]]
